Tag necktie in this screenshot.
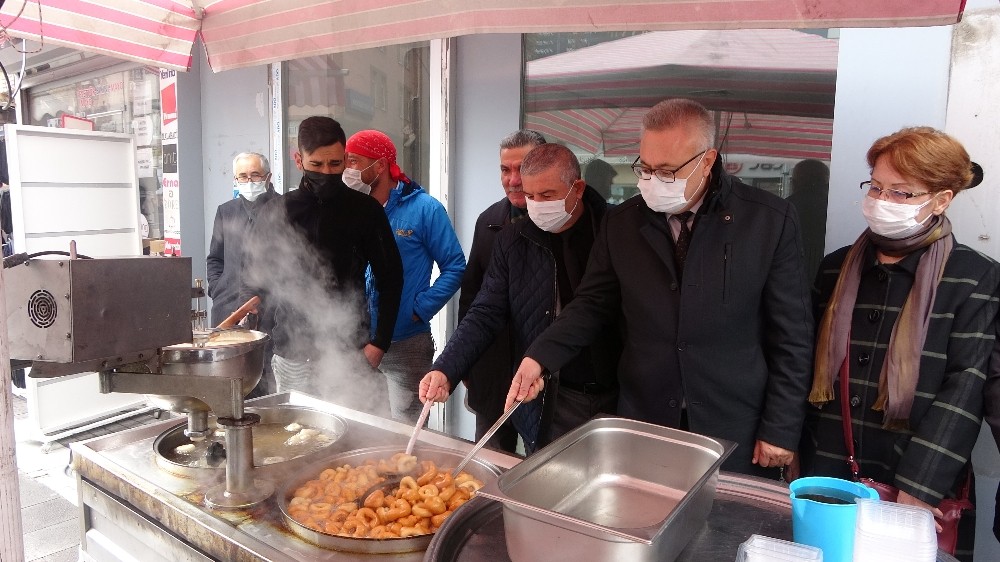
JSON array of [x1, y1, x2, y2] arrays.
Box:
[[673, 211, 694, 274]]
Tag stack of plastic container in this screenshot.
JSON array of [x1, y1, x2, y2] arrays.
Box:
[[852, 498, 937, 562], [736, 534, 823, 561]]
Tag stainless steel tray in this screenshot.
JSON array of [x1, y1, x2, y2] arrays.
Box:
[[277, 445, 501, 554], [426, 477, 960, 562], [478, 417, 735, 562]]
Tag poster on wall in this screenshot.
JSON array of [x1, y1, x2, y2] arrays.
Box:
[[160, 69, 181, 255]]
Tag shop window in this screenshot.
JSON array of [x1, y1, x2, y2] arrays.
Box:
[[523, 30, 837, 198], [282, 43, 430, 190], [523, 30, 837, 279], [25, 66, 164, 242]]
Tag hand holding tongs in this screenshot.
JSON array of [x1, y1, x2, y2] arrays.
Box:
[[451, 398, 523, 478]]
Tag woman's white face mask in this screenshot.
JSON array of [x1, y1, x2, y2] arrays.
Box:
[[636, 152, 707, 214], [861, 195, 936, 239], [526, 188, 580, 232]]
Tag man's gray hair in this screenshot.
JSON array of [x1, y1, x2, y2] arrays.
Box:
[[499, 129, 547, 151], [642, 99, 716, 150], [520, 143, 580, 186], [232, 152, 271, 174]]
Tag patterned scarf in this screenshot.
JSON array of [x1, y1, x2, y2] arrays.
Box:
[[808, 214, 953, 429]]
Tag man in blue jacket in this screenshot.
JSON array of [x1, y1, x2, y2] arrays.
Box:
[[345, 129, 466, 422]]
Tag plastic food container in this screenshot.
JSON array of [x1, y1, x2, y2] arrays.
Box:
[[736, 534, 823, 561], [477, 417, 735, 562], [853, 498, 936, 562]]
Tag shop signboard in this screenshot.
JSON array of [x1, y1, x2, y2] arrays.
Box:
[[159, 69, 181, 255]]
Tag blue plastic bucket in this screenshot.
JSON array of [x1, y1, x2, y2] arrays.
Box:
[[789, 476, 879, 562]]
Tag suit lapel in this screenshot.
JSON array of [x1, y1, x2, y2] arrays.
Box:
[[640, 219, 680, 283]]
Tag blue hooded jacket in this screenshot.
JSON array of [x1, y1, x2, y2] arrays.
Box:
[[367, 179, 466, 342]]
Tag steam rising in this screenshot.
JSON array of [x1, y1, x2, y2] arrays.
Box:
[[243, 198, 391, 417]]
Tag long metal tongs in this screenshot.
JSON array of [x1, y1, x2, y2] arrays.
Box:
[[405, 400, 434, 456], [451, 398, 523, 478]]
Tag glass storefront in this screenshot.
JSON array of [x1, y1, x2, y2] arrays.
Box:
[[26, 66, 164, 240], [522, 30, 838, 203], [281, 42, 431, 190]]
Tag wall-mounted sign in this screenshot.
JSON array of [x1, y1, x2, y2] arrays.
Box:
[[132, 115, 154, 145]]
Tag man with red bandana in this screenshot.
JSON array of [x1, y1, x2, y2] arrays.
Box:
[[345, 129, 466, 422]]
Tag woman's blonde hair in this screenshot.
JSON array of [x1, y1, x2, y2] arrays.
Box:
[[866, 126, 981, 194]]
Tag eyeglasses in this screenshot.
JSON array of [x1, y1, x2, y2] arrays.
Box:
[[235, 172, 268, 183], [860, 181, 931, 204], [632, 151, 706, 183]]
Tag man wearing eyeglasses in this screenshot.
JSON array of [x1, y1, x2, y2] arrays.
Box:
[[505, 98, 814, 478], [207, 152, 281, 394]]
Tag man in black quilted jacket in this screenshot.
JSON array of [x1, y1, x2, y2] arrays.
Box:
[[454, 129, 546, 453], [420, 144, 620, 454]]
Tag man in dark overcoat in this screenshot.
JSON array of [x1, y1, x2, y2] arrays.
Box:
[[505, 98, 814, 477]]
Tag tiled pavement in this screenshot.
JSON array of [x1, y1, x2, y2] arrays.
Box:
[[11, 390, 171, 562]]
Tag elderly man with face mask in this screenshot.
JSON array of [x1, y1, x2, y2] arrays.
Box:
[[207, 152, 280, 324], [344, 129, 466, 422], [208, 152, 282, 394], [503, 99, 814, 477], [420, 143, 620, 453]]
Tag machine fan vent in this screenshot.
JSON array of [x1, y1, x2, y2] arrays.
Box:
[[28, 289, 58, 328]]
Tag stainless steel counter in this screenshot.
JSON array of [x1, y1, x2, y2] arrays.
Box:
[[70, 394, 959, 562], [71, 392, 520, 562]]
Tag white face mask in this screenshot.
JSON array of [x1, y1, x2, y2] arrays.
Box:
[[526, 188, 580, 232], [343, 161, 379, 195], [861, 195, 936, 239], [236, 179, 268, 202], [637, 152, 707, 214]]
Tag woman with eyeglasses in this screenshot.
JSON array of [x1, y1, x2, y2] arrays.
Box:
[[796, 127, 998, 559]]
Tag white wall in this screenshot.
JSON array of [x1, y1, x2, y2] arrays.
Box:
[[177, 48, 206, 283], [447, 33, 523, 439], [825, 26, 952, 254], [194, 47, 271, 316], [945, 7, 1000, 560], [197, 51, 271, 261]]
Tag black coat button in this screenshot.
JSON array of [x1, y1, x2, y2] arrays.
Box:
[[670, 283, 678, 291], [850, 395, 862, 407], [678, 342, 686, 351], [876, 270, 888, 282], [858, 352, 871, 365], [668, 399, 679, 408], [868, 310, 881, 323]]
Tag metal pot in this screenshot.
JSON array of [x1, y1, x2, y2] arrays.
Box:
[[277, 445, 501, 554], [146, 329, 268, 414], [153, 405, 347, 479]]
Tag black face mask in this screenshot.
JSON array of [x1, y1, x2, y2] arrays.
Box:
[[302, 169, 344, 198]]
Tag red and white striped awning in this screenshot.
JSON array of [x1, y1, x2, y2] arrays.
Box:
[[0, 0, 969, 73], [0, 0, 200, 71]]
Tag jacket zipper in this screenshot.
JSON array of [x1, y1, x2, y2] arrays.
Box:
[[723, 242, 732, 304]]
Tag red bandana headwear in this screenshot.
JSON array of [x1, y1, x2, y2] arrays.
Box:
[[345, 129, 409, 182]]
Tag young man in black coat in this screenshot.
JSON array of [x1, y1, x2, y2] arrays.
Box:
[[240, 117, 403, 412]]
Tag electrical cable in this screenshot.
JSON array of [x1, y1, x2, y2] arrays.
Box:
[[3, 249, 94, 268]]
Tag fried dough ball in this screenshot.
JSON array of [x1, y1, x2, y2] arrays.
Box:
[[288, 455, 485, 539]]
